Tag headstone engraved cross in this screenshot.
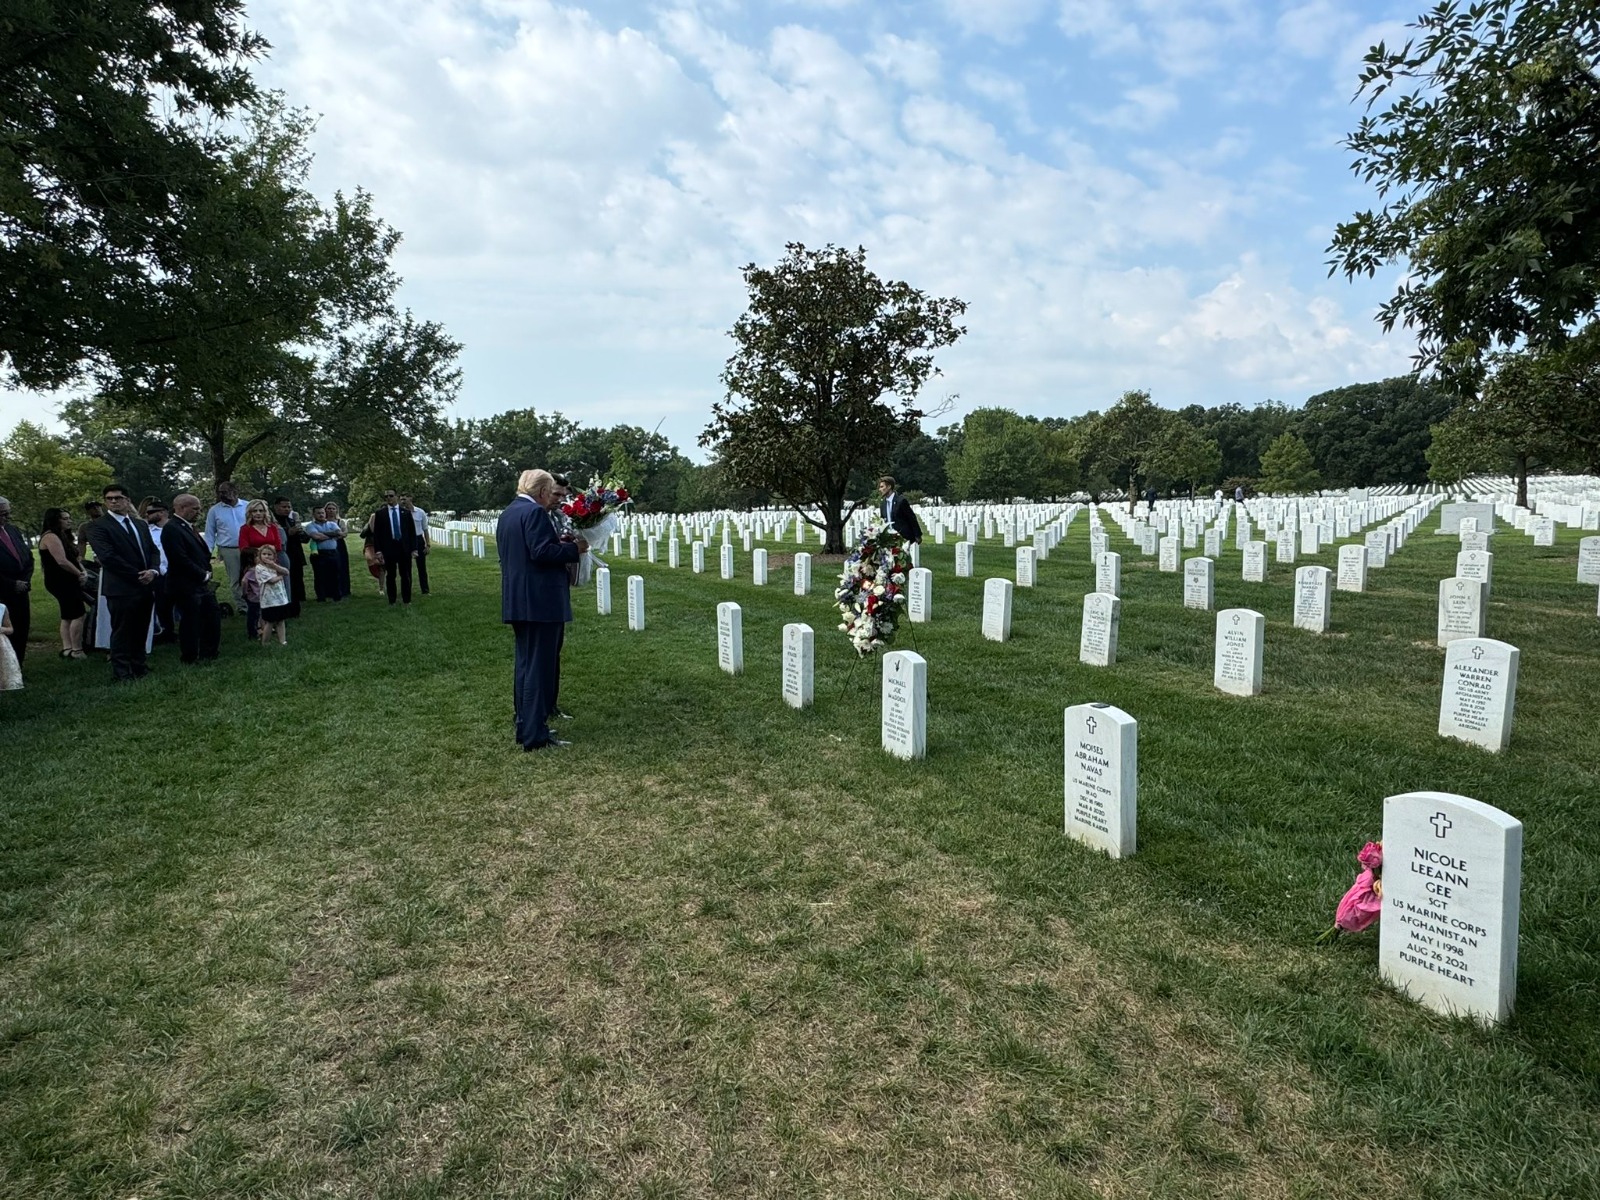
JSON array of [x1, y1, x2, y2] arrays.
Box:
[[1213, 608, 1264, 696], [1439, 637, 1519, 753], [1379, 791, 1522, 1025], [716, 601, 743, 675], [1063, 702, 1137, 858]]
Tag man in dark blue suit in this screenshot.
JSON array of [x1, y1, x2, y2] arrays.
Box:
[[498, 469, 586, 751], [877, 475, 922, 544]]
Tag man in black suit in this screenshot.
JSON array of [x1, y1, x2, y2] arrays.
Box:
[[497, 469, 584, 751], [369, 487, 420, 605], [876, 475, 922, 544], [0, 495, 33, 663], [165, 494, 222, 663], [87, 484, 160, 680]]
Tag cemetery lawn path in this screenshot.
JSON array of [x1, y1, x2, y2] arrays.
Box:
[[2, 523, 1598, 1199]]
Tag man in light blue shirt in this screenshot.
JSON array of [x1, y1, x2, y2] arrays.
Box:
[[204, 480, 250, 612]]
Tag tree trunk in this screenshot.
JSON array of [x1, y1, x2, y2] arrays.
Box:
[[207, 426, 229, 485], [824, 510, 847, 554], [1515, 453, 1529, 509]]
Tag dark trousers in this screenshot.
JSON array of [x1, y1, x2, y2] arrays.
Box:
[[311, 552, 337, 601], [246, 600, 260, 641], [172, 586, 221, 662], [512, 620, 564, 749], [336, 541, 351, 598], [106, 592, 154, 680], [384, 554, 413, 605], [553, 622, 566, 713], [416, 549, 429, 594], [4, 588, 28, 662]]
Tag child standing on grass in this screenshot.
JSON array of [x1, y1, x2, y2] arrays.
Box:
[[240, 547, 263, 641], [255, 544, 292, 645], [0, 602, 22, 690]]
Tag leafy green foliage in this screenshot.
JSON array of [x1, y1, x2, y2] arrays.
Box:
[[0, 421, 113, 531], [702, 243, 966, 552], [1, 0, 266, 387], [1329, 1, 1600, 390], [1427, 349, 1593, 505], [1257, 432, 1322, 495], [89, 97, 460, 485], [1297, 376, 1454, 487]]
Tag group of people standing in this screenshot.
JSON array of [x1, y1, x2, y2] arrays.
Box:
[[0, 481, 438, 689]]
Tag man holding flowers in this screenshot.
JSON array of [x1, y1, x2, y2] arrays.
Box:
[[497, 469, 586, 752]]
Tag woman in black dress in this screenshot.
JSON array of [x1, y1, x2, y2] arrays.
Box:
[[38, 507, 88, 658]]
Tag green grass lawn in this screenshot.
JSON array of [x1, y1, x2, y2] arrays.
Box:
[[2, 511, 1598, 1199]]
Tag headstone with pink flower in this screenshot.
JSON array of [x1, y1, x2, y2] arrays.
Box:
[[1379, 791, 1522, 1024]]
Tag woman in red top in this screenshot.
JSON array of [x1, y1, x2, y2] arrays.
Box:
[[239, 499, 284, 564]]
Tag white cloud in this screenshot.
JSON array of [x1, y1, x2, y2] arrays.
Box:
[[1, 0, 1422, 452], [941, 0, 1050, 42], [866, 33, 942, 90]]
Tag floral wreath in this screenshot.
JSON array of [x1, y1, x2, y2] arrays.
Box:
[[836, 524, 913, 656]]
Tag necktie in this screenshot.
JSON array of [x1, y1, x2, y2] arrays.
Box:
[[391, 508, 400, 540], [0, 525, 17, 562]]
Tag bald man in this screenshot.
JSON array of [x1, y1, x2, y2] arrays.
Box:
[[497, 469, 585, 751], [165, 493, 222, 663]]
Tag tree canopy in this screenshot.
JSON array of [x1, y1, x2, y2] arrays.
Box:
[[1329, 0, 1600, 391], [702, 243, 966, 552], [1258, 432, 1322, 495], [2, 0, 266, 388], [0, 422, 113, 532]]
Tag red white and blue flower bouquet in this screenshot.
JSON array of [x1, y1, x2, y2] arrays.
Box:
[[836, 525, 912, 656], [560, 479, 632, 547]]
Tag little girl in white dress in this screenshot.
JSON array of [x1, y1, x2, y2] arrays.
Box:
[[0, 602, 23, 691]]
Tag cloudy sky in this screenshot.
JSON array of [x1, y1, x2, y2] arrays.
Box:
[[5, 0, 1427, 457]]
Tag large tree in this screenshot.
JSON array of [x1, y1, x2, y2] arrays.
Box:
[[91, 97, 459, 483], [1296, 376, 1454, 487], [1085, 389, 1173, 509], [1258, 432, 1322, 495], [2, 0, 265, 387], [0, 422, 113, 531], [1328, 1, 1600, 393], [1427, 349, 1592, 505], [702, 243, 966, 552]]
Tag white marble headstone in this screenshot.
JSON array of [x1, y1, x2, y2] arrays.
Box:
[[881, 650, 927, 760], [716, 601, 743, 675], [1436, 577, 1487, 646], [1063, 702, 1137, 858], [1243, 540, 1266, 583], [1455, 549, 1493, 597], [692, 542, 706, 574], [1439, 637, 1518, 752], [668, 538, 680, 569], [1293, 565, 1332, 633], [1079, 592, 1120, 668], [1213, 608, 1264, 696], [955, 542, 973, 577], [595, 565, 612, 615], [751, 547, 767, 586], [1016, 547, 1036, 588], [719, 543, 734, 580], [781, 622, 813, 709], [907, 566, 932, 624], [1336, 543, 1367, 593], [1577, 535, 1600, 585], [1183, 557, 1214, 611], [1364, 528, 1390, 569], [1159, 536, 1179, 572], [793, 551, 812, 596], [982, 578, 1013, 643], [626, 575, 645, 631], [1379, 791, 1522, 1025], [1095, 551, 1121, 597]]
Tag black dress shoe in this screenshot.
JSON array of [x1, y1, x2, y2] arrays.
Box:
[[552, 709, 574, 721]]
